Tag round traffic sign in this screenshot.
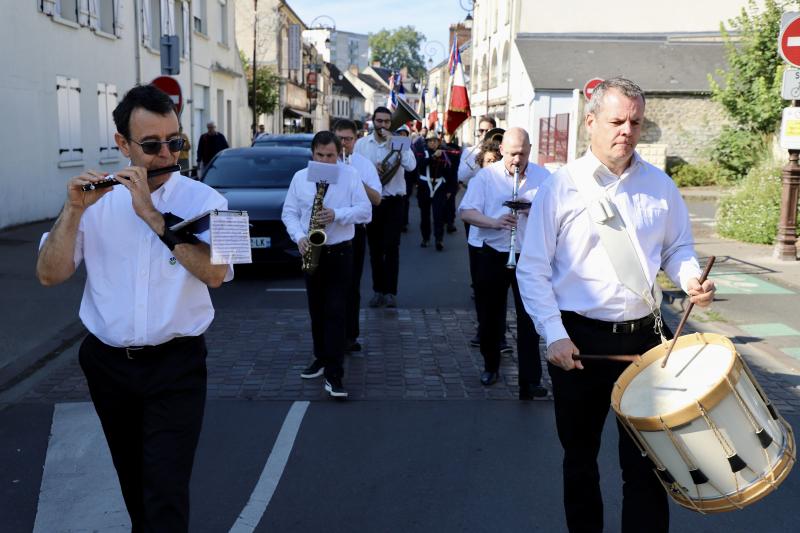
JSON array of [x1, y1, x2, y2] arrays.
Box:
[[150, 76, 183, 116], [583, 78, 604, 101], [780, 16, 800, 68]]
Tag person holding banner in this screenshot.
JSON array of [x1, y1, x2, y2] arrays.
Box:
[[516, 78, 715, 532], [354, 107, 417, 309], [414, 131, 455, 250], [282, 131, 371, 398], [35, 84, 232, 532]]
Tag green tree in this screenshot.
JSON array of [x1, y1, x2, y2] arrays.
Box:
[[709, 0, 789, 134], [369, 26, 426, 79], [240, 50, 280, 118]]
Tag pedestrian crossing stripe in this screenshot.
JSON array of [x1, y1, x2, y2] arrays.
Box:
[[740, 323, 800, 338], [712, 273, 795, 295]]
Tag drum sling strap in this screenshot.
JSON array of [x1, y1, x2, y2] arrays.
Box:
[[566, 166, 668, 344]]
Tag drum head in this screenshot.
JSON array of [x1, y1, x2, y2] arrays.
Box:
[[620, 338, 735, 419]]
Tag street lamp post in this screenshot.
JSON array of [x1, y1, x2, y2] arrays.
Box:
[[251, 0, 258, 138]]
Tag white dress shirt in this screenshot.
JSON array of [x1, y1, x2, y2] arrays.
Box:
[[353, 133, 416, 196], [457, 144, 480, 184], [42, 172, 232, 348], [281, 164, 372, 245], [458, 160, 550, 252], [516, 149, 702, 345], [346, 152, 382, 195]]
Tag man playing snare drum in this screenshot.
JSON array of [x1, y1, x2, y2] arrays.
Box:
[[516, 77, 715, 532]]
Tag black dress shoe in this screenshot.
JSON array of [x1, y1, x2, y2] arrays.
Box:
[[519, 382, 548, 400], [499, 341, 513, 354], [480, 371, 499, 386], [446, 224, 457, 233], [421, 240, 429, 248], [435, 241, 444, 251], [346, 341, 362, 353], [470, 334, 480, 347]]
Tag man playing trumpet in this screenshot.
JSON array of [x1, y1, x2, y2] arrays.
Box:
[[282, 131, 371, 398], [354, 107, 417, 308], [458, 127, 550, 399]]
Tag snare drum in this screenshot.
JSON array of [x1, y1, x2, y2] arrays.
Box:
[[611, 332, 795, 513]]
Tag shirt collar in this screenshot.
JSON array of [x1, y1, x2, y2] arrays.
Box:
[[582, 148, 643, 186], [155, 172, 180, 203], [369, 133, 389, 147]]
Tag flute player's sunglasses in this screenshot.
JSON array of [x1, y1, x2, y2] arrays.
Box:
[[129, 137, 185, 155]]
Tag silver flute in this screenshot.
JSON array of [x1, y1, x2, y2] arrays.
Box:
[[506, 165, 520, 269]]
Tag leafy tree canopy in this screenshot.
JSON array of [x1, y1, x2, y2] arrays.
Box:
[[369, 26, 427, 80], [240, 50, 280, 118]]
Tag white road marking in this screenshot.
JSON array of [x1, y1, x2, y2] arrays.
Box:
[[34, 402, 130, 532], [229, 401, 310, 533], [266, 288, 306, 292]]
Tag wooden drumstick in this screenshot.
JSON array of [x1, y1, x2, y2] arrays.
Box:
[[661, 256, 716, 368], [572, 354, 639, 363]]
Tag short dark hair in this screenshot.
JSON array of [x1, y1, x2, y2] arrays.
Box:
[[311, 131, 342, 153], [373, 106, 392, 120], [333, 119, 358, 134], [112, 85, 177, 140], [476, 141, 501, 168], [479, 116, 496, 128]]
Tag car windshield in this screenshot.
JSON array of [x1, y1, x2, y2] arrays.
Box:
[[253, 139, 311, 147], [203, 152, 310, 188]]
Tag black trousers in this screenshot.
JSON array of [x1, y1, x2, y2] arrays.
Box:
[[367, 195, 403, 295], [305, 242, 353, 379], [548, 311, 671, 533], [445, 188, 456, 225], [346, 225, 367, 343], [473, 244, 541, 384], [402, 172, 416, 228], [79, 333, 207, 533], [417, 182, 447, 242]]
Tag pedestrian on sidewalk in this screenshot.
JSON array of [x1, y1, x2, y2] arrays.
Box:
[[517, 77, 716, 532], [35, 84, 233, 532], [196, 121, 228, 175], [282, 131, 372, 399], [459, 127, 550, 399]]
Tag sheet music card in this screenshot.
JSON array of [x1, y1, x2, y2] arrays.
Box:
[[306, 161, 340, 184], [204, 210, 252, 265], [391, 136, 411, 152]]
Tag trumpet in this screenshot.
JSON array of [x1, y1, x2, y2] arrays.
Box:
[[506, 165, 521, 269]]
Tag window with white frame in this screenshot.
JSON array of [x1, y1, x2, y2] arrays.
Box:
[[58, 0, 79, 22], [97, 0, 115, 33], [97, 83, 119, 159], [56, 76, 83, 162], [149, 0, 161, 48], [194, 0, 206, 34], [219, 0, 228, 46], [174, 0, 184, 56]]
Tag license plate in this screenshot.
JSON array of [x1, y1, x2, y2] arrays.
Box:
[[250, 237, 271, 249]]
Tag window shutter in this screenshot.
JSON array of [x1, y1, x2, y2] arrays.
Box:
[[97, 83, 108, 153], [78, 0, 90, 26], [67, 78, 83, 159], [88, 0, 99, 29], [181, 1, 189, 57], [161, 0, 175, 35], [42, 0, 57, 15], [106, 85, 119, 152], [141, 0, 151, 45], [114, 0, 124, 36], [57, 76, 72, 161]]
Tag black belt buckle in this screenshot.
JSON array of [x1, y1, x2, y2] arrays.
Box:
[[612, 322, 632, 334], [125, 346, 145, 359]]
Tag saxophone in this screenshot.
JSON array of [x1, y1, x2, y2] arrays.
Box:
[[301, 181, 329, 274]]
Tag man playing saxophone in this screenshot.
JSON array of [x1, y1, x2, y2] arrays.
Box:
[[354, 107, 416, 309], [281, 131, 371, 398], [458, 128, 550, 399]]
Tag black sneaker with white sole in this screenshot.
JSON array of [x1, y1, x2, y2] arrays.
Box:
[[300, 360, 325, 379], [324, 377, 349, 398]]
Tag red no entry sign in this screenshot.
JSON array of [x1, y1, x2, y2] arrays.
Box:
[[151, 76, 183, 116], [583, 78, 604, 101], [780, 14, 800, 68]]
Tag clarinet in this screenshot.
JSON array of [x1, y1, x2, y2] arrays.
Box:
[[505, 165, 520, 269]]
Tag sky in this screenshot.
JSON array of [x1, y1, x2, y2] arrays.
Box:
[[285, 0, 470, 66]]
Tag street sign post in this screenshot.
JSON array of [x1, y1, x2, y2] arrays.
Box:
[[583, 78, 604, 101], [776, 12, 800, 260], [150, 76, 183, 117]]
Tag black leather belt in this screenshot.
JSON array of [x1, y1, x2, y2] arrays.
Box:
[[99, 335, 199, 359], [562, 311, 655, 334]]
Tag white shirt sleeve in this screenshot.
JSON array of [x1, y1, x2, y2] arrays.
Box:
[[400, 145, 417, 172], [516, 180, 570, 345], [360, 158, 382, 194], [333, 170, 372, 225], [458, 148, 479, 183], [458, 171, 485, 213], [281, 173, 305, 243], [660, 185, 702, 292]]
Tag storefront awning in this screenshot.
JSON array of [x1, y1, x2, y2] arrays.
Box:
[[284, 107, 312, 119]]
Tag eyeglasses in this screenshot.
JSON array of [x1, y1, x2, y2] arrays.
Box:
[[477, 129, 488, 134], [336, 135, 355, 142], [130, 137, 185, 155]]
